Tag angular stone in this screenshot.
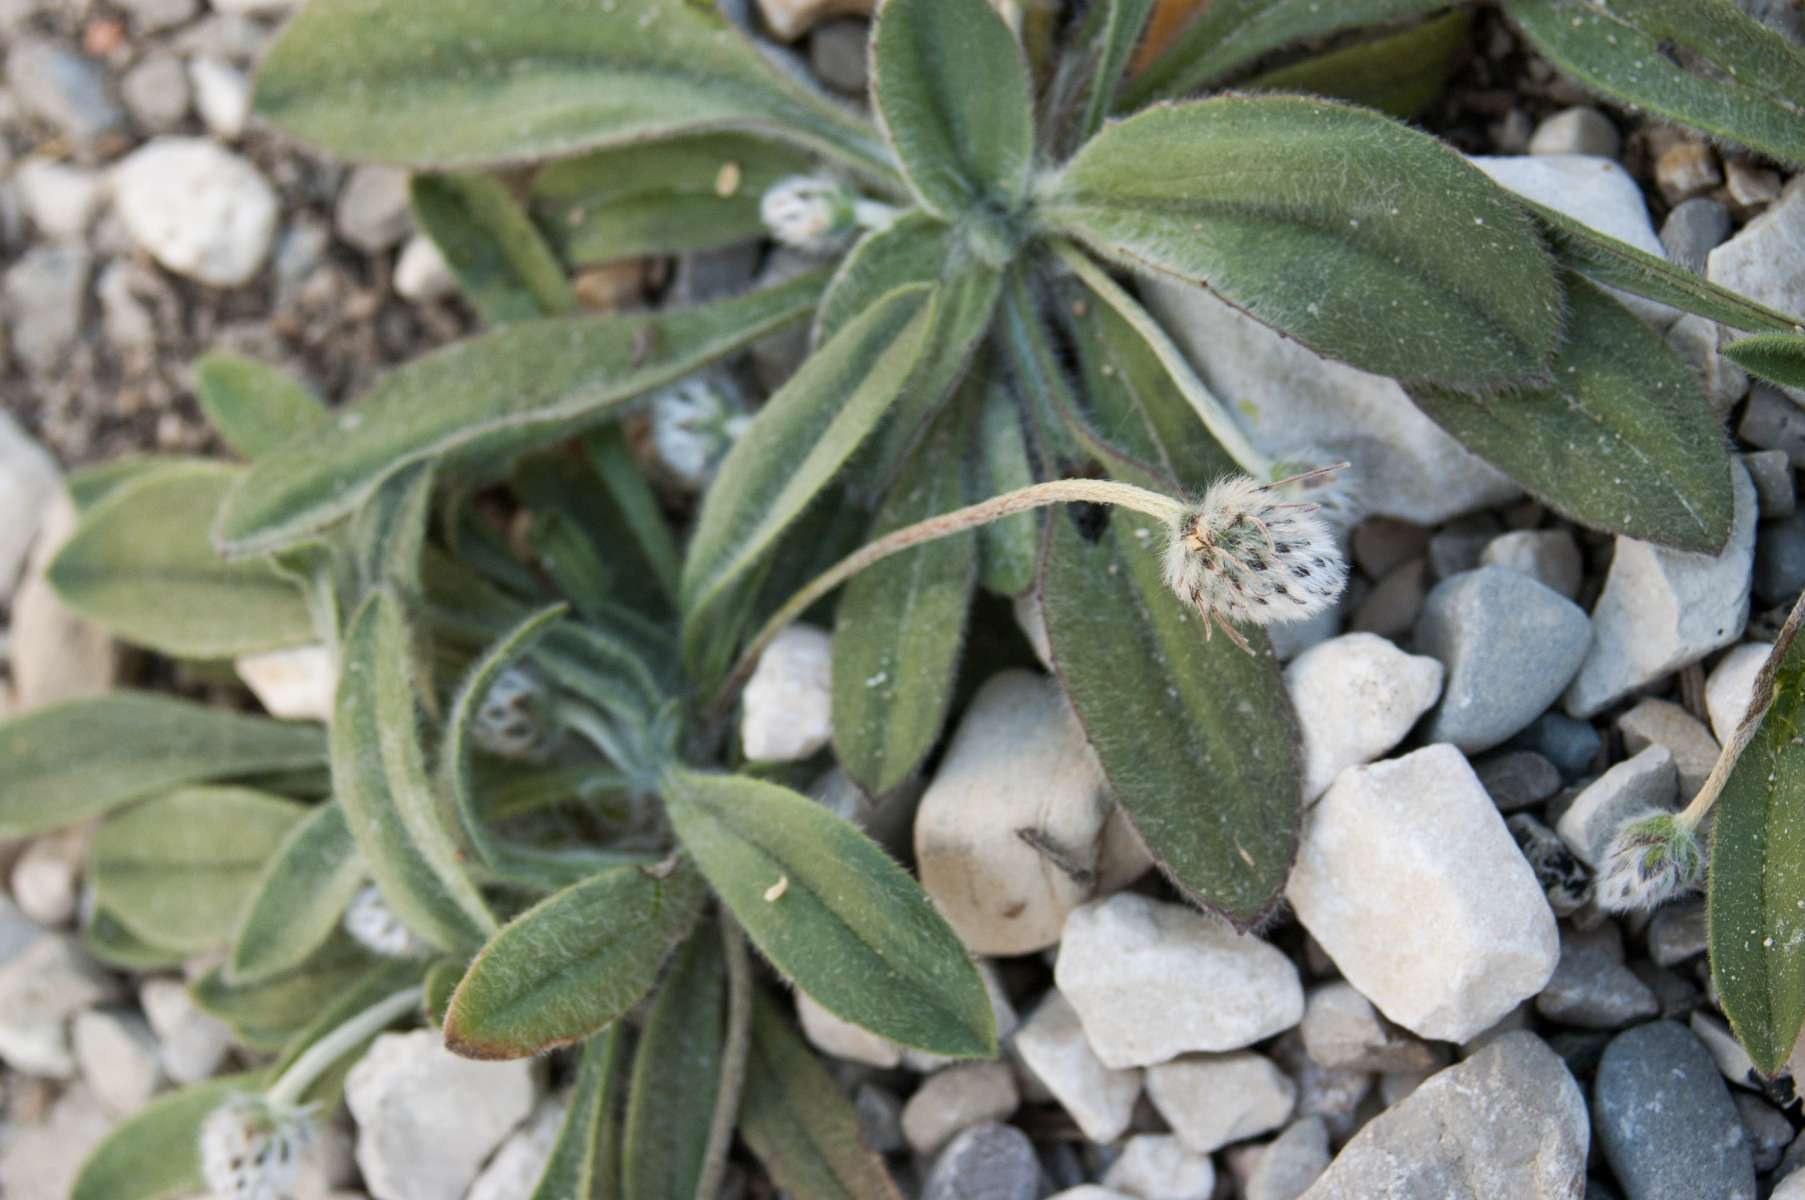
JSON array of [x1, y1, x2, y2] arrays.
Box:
[[1349, 556, 1427, 637], [1712, 178, 1805, 402], [140, 976, 232, 1084], [189, 55, 251, 139], [1555, 745, 1679, 868], [468, 1096, 565, 1200], [393, 234, 455, 303], [1271, 1030, 1374, 1144], [1527, 107, 1619, 158], [1648, 900, 1709, 967], [235, 644, 337, 722], [1300, 982, 1445, 1073], [1285, 633, 1442, 801], [1667, 312, 1750, 416], [1733, 1093, 1791, 1174], [1287, 745, 1559, 1042], [1011, 989, 1141, 1144], [902, 1062, 1018, 1156], [1617, 698, 1718, 800], [1534, 924, 1658, 1030], [1479, 529, 1583, 599], [0, 932, 122, 1077], [73, 1007, 163, 1116], [1507, 712, 1602, 779], [1707, 642, 1770, 743], [1102, 1135, 1215, 1200], [1743, 449, 1796, 518], [12, 826, 89, 926], [1245, 1117, 1330, 1200], [1476, 751, 1562, 811], [112, 138, 278, 287], [1146, 1051, 1296, 1154], [1690, 1010, 1761, 1092], [1056, 892, 1303, 1069], [0, 1083, 114, 1200], [1655, 142, 1723, 206], [1563, 463, 1757, 717], [923, 1123, 1039, 1200], [740, 623, 833, 764], [1660, 197, 1732, 274], [1594, 1021, 1756, 1200]]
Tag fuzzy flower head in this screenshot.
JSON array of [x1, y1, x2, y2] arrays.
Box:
[[342, 884, 430, 959], [471, 665, 557, 762], [1163, 469, 1350, 651], [1594, 809, 1704, 913], [760, 174, 857, 254], [199, 1093, 315, 1200]]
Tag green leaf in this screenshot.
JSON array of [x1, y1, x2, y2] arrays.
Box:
[[815, 212, 950, 347], [530, 1029, 625, 1200], [531, 134, 811, 266], [1407, 277, 1735, 554], [67, 456, 206, 512], [1072, 0, 1157, 143], [1042, 95, 1562, 391], [411, 173, 577, 324], [268, 958, 427, 1108], [1711, 595, 1805, 1074], [661, 767, 994, 1058], [423, 957, 463, 1028], [975, 376, 1039, 596], [1243, 10, 1473, 118], [584, 425, 683, 607], [83, 905, 189, 972], [739, 992, 903, 1200], [0, 692, 324, 838], [334, 591, 498, 953], [49, 462, 314, 658], [70, 1073, 266, 1200], [1125, 0, 1452, 106], [228, 799, 365, 985], [871, 0, 1034, 219], [216, 269, 828, 557], [1041, 510, 1301, 930], [622, 926, 727, 1200], [1506, 0, 1805, 169], [253, 0, 895, 180], [91, 787, 306, 954], [1726, 334, 1805, 391], [681, 285, 935, 672], [444, 864, 704, 1059], [192, 936, 380, 1051], [193, 353, 327, 459], [1527, 200, 1803, 333], [351, 459, 436, 601], [832, 403, 977, 797]]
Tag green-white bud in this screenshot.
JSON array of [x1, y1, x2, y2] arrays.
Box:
[[342, 884, 429, 959], [759, 174, 857, 254], [199, 1093, 315, 1200], [1594, 809, 1704, 913]]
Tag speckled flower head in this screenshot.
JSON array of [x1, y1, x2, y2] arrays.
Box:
[[198, 1093, 314, 1200], [471, 665, 557, 762], [341, 884, 429, 959], [1163, 470, 1349, 651], [1594, 809, 1704, 913], [760, 174, 857, 254]]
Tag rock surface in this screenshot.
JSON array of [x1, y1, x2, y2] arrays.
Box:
[[1555, 745, 1680, 868], [740, 623, 833, 763], [1284, 633, 1442, 800], [1011, 989, 1141, 1144], [1102, 1135, 1215, 1200], [923, 1122, 1040, 1200], [1245, 1118, 1331, 1200], [902, 1063, 1020, 1155], [112, 137, 277, 286], [1712, 177, 1805, 402], [1706, 642, 1769, 743], [1593, 1021, 1756, 1200], [1146, 1051, 1296, 1154]]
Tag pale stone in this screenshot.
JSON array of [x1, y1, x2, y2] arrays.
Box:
[[901, 1062, 1019, 1155], [1299, 982, 1445, 1073], [188, 56, 251, 138], [0, 932, 122, 1077], [1146, 1051, 1296, 1154], [1011, 989, 1141, 1143], [1712, 177, 1805, 403], [0, 1083, 114, 1200], [393, 234, 456, 302], [1287, 745, 1559, 1043], [1102, 1135, 1215, 1200], [1555, 745, 1679, 869], [740, 623, 833, 763], [0, 411, 61, 604], [1245, 1117, 1331, 1200], [466, 1095, 565, 1200], [795, 990, 901, 1068], [140, 976, 232, 1084], [112, 138, 277, 287], [1527, 107, 1619, 158], [11, 825, 89, 926], [334, 165, 413, 254], [1285, 633, 1443, 801], [1055, 892, 1303, 1069], [11, 493, 117, 710], [73, 1007, 164, 1116], [1617, 698, 1719, 800], [1707, 642, 1770, 744], [235, 644, 337, 722], [15, 157, 105, 239], [1479, 529, 1583, 599], [756, 0, 875, 41]]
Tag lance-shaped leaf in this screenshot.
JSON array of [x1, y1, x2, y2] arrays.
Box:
[[91, 787, 306, 954], [268, 959, 428, 1108], [1070, 0, 1157, 144], [975, 377, 1040, 596], [622, 926, 727, 1200], [83, 906, 188, 972], [216, 269, 827, 557], [661, 767, 995, 1058], [411, 173, 577, 324], [193, 353, 327, 459], [0, 692, 324, 838], [192, 935, 381, 1051], [531, 134, 811, 267], [253, 0, 895, 181], [1041, 94, 1563, 391], [681, 285, 935, 673], [1726, 334, 1805, 392], [229, 799, 365, 985], [833, 402, 977, 797], [49, 462, 314, 658], [70, 1073, 267, 1200], [444, 865, 705, 1059], [334, 591, 497, 954], [740, 991, 903, 1200], [1711, 594, 1805, 1075], [530, 1029, 625, 1200], [1507, 0, 1805, 169], [815, 212, 950, 347], [1407, 277, 1735, 555], [1243, 10, 1473, 118], [872, 0, 1034, 219]]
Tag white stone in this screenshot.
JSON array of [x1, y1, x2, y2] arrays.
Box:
[[1776, 1173, 1805, 1200], [1556, 744, 1680, 869], [1102, 1135, 1216, 1200], [1712, 178, 1805, 403], [0, 410, 60, 605], [1285, 633, 1443, 801], [1011, 989, 1142, 1143], [140, 976, 233, 1084], [1527, 107, 1620, 158], [755, 0, 874, 41], [393, 233, 455, 302], [334, 165, 413, 254], [1146, 1052, 1296, 1154], [0, 1082, 114, 1200], [15, 158, 104, 239], [916, 671, 1114, 955], [466, 1095, 565, 1200], [1563, 462, 1757, 717], [188, 56, 251, 138], [1287, 745, 1559, 1043], [235, 643, 337, 722], [112, 138, 277, 287], [11, 825, 89, 926], [1479, 529, 1583, 600], [345, 1030, 536, 1200], [0, 932, 122, 1077], [1300, 982, 1444, 1073], [73, 1007, 164, 1116], [11, 493, 117, 710], [1056, 892, 1303, 1069], [1707, 642, 1770, 744], [795, 990, 902, 1068], [1617, 698, 1718, 801], [1145, 281, 1518, 525], [1667, 312, 1749, 415], [740, 623, 833, 763], [1691, 1010, 1759, 1091], [902, 1062, 1019, 1156]]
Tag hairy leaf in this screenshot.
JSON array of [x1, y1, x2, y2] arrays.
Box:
[[193, 353, 327, 459], [70, 1074, 266, 1200], [83, 906, 189, 972], [815, 213, 949, 347], [530, 1029, 625, 1200], [975, 377, 1040, 596], [1243, 10, 1472, 118], [444, 864, 705, 1059], [254, 0, 895, 179], [1408, 277, 1735, 554], [0, 692, 324, 838], [216, 270, 827, 557], [192, 935, 380, 1051], [268, 959, 427, 1108], [411, 173, 577, 324], [662, 767, 994, 1058], [623, 927, 727, 1200], [1043, 95, 1562, 390], [1725, 334, 1805, 391], [1073, 0, 1157, 143], [229, 799, 365, 985], [49, 462, 314, 658]]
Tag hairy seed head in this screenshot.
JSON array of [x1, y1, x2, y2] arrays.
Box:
[[199, 1093, 315, 1200], [1594, 809, 1704, 913], [759, 175, 856, 254]]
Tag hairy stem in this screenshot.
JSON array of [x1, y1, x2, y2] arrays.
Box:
[[267, 986, 423, 1109]]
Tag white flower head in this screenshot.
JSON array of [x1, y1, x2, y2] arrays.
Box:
[[471, 665, 557, 761], [1594, 809, 1704, 912], [1163, 468, 1350, 651], [342, 884, 430, 959], [760, 174, 857, 254], [199, 1093, 315, 1200], [649, 372, 748, 491]]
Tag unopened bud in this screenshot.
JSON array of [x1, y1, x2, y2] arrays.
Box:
[[199, 1093, 314, 1200], [1594, 809, 1703, 913], [342, 884, 429, 959], [760, 175, 856, 254], [471, 665, 555, 761]]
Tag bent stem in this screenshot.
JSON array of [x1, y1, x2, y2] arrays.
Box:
[[707, 478, 1187, 718], [266, 985, 424, 1109], [1050, 239, 1274, 481]]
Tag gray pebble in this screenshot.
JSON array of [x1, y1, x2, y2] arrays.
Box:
[[1476, 750, 1562, 811], [923, 1124, 1039, 1200], [1647, 900, 1708, 967], [1428, 514, 1501, 580], [1594, 1021, 1755, 1200], [1755, 512, 1805, 605], [855, 1083, 904, 1155], [1625, 961, 1700, 1019], [1743, 449, 1797, 518], [334, 165, 413, 254], [1556, 745, 1679, 869], [115, 0, 200, 33], [1245, 1117, 1330, 1200], [1732, 1092, 1791, 1174], [1508, 712, 1603, 779], [5, 39, 126, 146], [1535, 925, 1657, 1030], [1740, 386, 1805, 468], [1659, 198, 1732, 275], [810, 18, 869, 94], [119, 55, 190, 133], [3, 243, 91, 373], [672, 241, 762, 306]]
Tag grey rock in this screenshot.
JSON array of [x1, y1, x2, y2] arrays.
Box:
[[171, 12, 271, 61], [120, 54, 191, 132], [118, 0, 200, 31], [1528, 107, 1620, 158], [334, 164, 413, 254], [1102, 1134, 1215, 1200], [1507, 712, 1603, 779], [1756, 512, 1805, 604], [1740, 386, 1805, 467], [4, 243, 91, 373], [0, 931, 122, 1077], [854, 1083, 904, 1154], [1299, 1033, 1587, 1199], [1011, 989, 1141, 1144], [1272, 1030, 1375, 1144], [15, 159, 105, 240], [1480, 529, 1584, 599], [1349, 555, 1427, 637], [1742, 449, 1796, 518], [1146, 1051, 1296, 1154], [6, 39, 126, 145], [1616, 698, 1719, 800], [73, 1007, 163, 1116], [924, 1123, 1039, 1200], [1246, 1118, 1330, 1200], [1666, 313, 1748, 415], [1689, 1010, 1761, 1092], [1594, 1021, 1755, 1200], [1534, 924, 1658, 1029], [140, 976, 232, 1084], [1647, 900, 1708, 967], [1733, 1093, 1790, 1173], [1507, 813, 1592, 917], [1428, 514, 1501, 580], [1417, 567, 1592, 752], [671, 241, 762, 306], [1625, 961, 1698, 1019], [1555, 745, 1680, 868], [1660, 198, 1732, 274], [0, 1083, 114, 1200], [1711, 178, 1805, 403], [810, 17, 869, 93], [1352, 517, 1430, 579], [1300, 982, 1445, 1073], [1476, 751, 1562, 811], [0, 410, 61, 604]]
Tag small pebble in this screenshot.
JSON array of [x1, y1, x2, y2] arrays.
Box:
[[1526, 107, 1619, 158], [741, 623, 833, 764], [1647, 900, 1708, 967], [1506, 712, 1603, 780], [1243, 1117, 1330, 1200], [1655, 142, 1723, 205], [1011, 989, 1141, 1144], [1101, 1135, 1214, 1200], [1284, 633, 1442, 801], [1755, 511, 1805, 604], [1534, 924, 1657, 1030], [924, 1123, 1040, 1200], [1594, 1021, 1755, 1200], [1659, 197, 1732, 274], [119, 54, 190, 131], [1706, 642, 1769, 743], [1475, 751, 1561, 811], [1740, 387, 1805, 466], [901, 1063, 1018, 1156], [1555, 744, 1679, 868], [1742, 450, 1796, 518], [112, 137, 278, 287], [1616, 698, 1718, 800], [1145, 1051, 1296, 1154], [1478, 528, 1583, 599], [334, 164, 414, 254]]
